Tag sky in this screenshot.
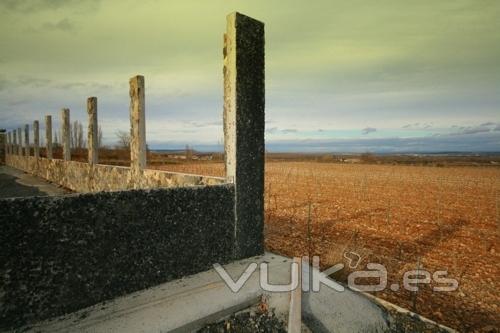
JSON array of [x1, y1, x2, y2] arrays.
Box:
[[0, 0, 499, 153]]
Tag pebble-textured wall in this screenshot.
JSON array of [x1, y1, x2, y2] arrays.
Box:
[[5, 154, 225, 192], [0, 184, 235, 329], [223, 13, 265, 259]]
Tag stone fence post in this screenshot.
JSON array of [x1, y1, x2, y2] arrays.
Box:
[[87, 97, 98, 165], [7, 131, 11, 155], [33, 120, 40, 158], [13, 130, 17, 156], [0, 129, 5, 164], [129, 75, 146, 182], [45, 115, 53, 159], [62, 108, 71, 161], [223, 12, 265, 258], [17, 128, 22, 156], [24, 124, 30, 157], [9, 131, 13, 155]]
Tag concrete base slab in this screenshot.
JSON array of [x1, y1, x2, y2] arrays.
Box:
[[15, 253, 454, 333], [20, 254, 292, 333], [303, 284, 390, 333]]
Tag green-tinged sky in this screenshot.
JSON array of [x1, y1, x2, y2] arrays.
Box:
[[0, 0, 499, 152]]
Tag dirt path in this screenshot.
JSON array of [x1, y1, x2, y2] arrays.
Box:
[[0, 166, 70, 198]]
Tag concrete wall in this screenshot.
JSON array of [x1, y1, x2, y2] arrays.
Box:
[[0, 185, 236, 329], [0, 11, 266, 331], [5, 154, 225, 192]]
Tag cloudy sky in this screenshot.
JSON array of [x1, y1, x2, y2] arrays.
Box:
[[0, 0, 499, 152]]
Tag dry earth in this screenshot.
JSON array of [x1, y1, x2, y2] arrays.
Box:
[[155, 161, 500, 332]]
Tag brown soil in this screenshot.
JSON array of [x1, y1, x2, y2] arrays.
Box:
[[155, 160, 500, 332]]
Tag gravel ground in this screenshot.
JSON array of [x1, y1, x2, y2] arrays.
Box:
[[0, 173, 43, 198], [386, 307, 455, 333], [198, 310, 287, 333]]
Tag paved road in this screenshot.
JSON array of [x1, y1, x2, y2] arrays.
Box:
[[0, 165, 70, 198]]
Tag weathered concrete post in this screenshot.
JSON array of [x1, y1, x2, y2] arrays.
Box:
[[45, 115, 53, 159], [11, 131, 14, 155], [24, 124, 30, 157], [87, 97, 98, 165], [129, 75, 146, 179], [17, 128, 22, 155], [223, 12, 265, 258], [9, 131, 13, 155], [33, 120, 40, 158], [0, 129, 5, 164], [7, 131, 11, 155], [61, 108, 71, 161], [13, 130, 17, 156]]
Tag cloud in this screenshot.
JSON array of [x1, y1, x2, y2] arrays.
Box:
[[0, 77, 8, 92], [18, 77, 52, 87], [0, 0, 99, 13], [362, 127, 377, 135], [41, 18, 75, 32], [266, 127, 298, 135], [452, 124, 495, 135], [1, 1, 499, 150], [187, 121, 221, 128], [461, 127, 491, 135], [266, 131, 500, 153], [7, 99, 30, 107], [266, 127, 279, 134], [2, 76, 114, 91], [402, 122, 433, 129]]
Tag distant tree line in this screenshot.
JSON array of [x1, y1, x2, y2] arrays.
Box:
[[52, 120, 103, 149]]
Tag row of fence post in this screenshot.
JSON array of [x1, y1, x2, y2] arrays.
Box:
[[5, 75, 146, 172], [3, 12, 265, 259]]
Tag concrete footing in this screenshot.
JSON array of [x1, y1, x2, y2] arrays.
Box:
[[19, 254, 290, 332], [14, 253, 456, 333]]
